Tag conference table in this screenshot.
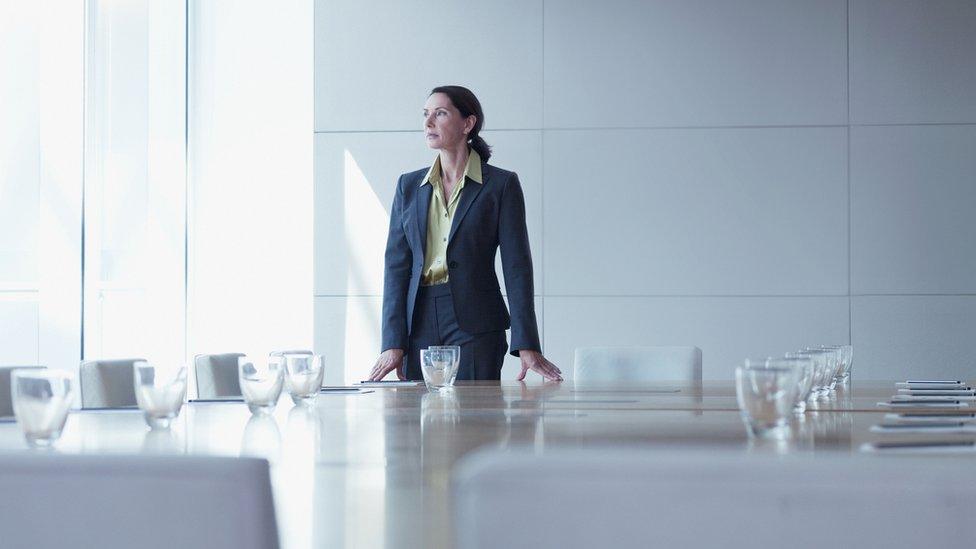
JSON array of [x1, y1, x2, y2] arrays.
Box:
[[1, 380, 970, 549]]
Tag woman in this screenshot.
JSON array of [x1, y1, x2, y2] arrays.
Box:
[[368, 86, 561, 382]]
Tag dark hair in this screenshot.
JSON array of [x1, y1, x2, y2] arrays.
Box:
[[429, 85, 492, 162]]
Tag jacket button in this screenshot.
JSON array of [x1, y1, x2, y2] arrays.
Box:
[[448, 261, 458, 268]]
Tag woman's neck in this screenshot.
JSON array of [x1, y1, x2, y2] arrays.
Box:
[[439, 144, 469, 184]]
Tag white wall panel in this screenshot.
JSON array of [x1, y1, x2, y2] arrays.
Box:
[[544, 0, 847, 128], [544, 296, 850, 381], [314, 0, 543, 131], [0, 297, 39, 364], [852, 125, 976, 294], [852, 296, 976, 380], [544, 128, 848, 296], [851, 0, 976, 124], [313, 0, 976, 381], [315, 130, 543, 296], [315, 296, 542, 384]]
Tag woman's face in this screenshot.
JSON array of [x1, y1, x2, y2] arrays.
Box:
[[423, 93, 475, 151]]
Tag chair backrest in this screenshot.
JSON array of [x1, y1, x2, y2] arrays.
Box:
[[0, 454, 279, 549], [80, 358, 144, 408], [454, 448, 976, 549], [194, 353, 246, 399], [269, 350, 312, 356], [573, 346, 702, 383], [0, 365, 46, 417]]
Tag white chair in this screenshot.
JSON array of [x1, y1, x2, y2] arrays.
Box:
[[270, 349, 313, 356], [80, 358, 145, 409], [0, 365, 45, 417], [454, 448, 976, 549], [194, 353, 246, 399], [0, 454, 279, 549], [573, 346, 702, 383]]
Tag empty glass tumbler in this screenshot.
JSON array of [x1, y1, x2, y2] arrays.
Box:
[[735, 364, 800, 439], [239, 355, 285, 414], [133, 362, 188, 429], [839, 344, 853, 382], [793, 349, 832, 398], [747, 356, 814, 414], [11, 369, 75, 448], [816, 346, 844, 390], [805, 347, 839, 393], [283, 354, 325, 405], [420, 346, 460, 392], [821, 344, 853, 385]]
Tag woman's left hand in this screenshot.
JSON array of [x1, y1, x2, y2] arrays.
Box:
[[516, 350, 563, 381]]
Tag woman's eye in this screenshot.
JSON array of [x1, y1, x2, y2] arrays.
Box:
[[437, 111, 447, 117]]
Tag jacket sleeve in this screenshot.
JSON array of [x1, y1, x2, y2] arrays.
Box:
[[381, 175, 411, 351], [498, 172, 542, 356]]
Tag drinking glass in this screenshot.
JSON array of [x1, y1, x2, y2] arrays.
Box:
[[840, 344, 853, 383], [283, 354, 325, 405], [239, 355, 285, 415], [420, 346, 460, 392], [747, 356, 814, 414], [806, 347, 839, 392], [817, 345, 845, 390], [793, 349, 831, 398], [735, 364, 799, 439], [133, 362, 187, 430], [11, 369, 74, 448], [822, 344, 853, 385]]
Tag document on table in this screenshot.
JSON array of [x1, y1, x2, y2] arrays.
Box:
[[891, 394, 976, 402], [877, 400, 972, 409], [898, 389, 976, 396], [320, 387, 374, 394], [896, 381, 967, 390], [884, 413, 976, 423], [870, 423, 976, 434], [358, 380, 423, 387], [860, 440, 976, 454]]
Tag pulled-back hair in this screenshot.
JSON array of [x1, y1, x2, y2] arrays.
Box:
[[429, 85, 491, 162]]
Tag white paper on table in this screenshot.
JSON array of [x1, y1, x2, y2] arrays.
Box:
[[890, 394, 976, 402], [860, 441, 976, 454], [320, 387, 375, 394], [877, 401, 971, 409], [870, 424, 976, 434], [884, 413, 976, 423], [895, 382, 968, 390], [357, 380, 423, 387], [897, 388, 976, 396]]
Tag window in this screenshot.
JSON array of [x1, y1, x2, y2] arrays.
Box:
[[83, 0, 187, 370]]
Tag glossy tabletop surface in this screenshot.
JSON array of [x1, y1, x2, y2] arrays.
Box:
[[1, 380, 972, 549]]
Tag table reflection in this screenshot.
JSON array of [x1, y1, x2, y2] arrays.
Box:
[[240, 414, 281, 462], [141, 427, 185, 455], [0, 380, 911, 549]]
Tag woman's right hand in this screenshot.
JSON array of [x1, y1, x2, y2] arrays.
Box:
[[369, 349, 406, 381]]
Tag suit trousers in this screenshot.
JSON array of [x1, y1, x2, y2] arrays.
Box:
[[405, 283, 507, 381]]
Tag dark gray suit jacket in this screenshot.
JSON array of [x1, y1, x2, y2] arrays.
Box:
[[381, 161, 541, 357]]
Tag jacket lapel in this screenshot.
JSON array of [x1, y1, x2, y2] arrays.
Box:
[[448, 162, 488, 244], [415, 183, 432, 255]]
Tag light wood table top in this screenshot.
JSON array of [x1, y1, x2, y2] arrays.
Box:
[[1, 380, 972, 549]]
